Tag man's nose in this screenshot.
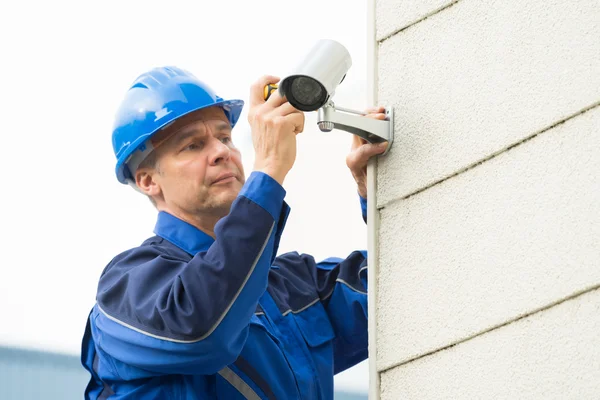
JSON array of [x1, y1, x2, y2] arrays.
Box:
[[208, 138, 231, 165]]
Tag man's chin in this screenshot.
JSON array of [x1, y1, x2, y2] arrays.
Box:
[[210, 184, 241, 204]]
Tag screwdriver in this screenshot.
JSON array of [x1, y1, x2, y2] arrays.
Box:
[[263, 84, 278, 101]]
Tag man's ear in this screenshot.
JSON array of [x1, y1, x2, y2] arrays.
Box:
[[135, 168, 161, 198]]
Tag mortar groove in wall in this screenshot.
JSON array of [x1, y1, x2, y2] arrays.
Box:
[[378, 0, 461, 43], [377, 101, 600, 211], [378, 282, 600, 374]]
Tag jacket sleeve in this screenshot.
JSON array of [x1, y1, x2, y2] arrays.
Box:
[[304, 251, 369, 375], [360, 194, 367, 224], [92, 172, 289, 376]]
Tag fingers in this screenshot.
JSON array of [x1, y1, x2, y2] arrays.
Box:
[[251, 103, 305, 134], [365, 112, 386, 120], [351, 133, 368, 150], [250, 75, 280, 107], [346, 106, 389, 173], [364, 106, 386, 122], [286, 112, 305, 134], [265, 88, 288, 108], [353, 142, 388, 164], [260, 96, 304, 130], [365, 106, 385, 114], [248, 75, 292, 109], [273, 101, 302, 117]]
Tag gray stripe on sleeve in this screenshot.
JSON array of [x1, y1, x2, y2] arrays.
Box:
[[218, 366, 262, 400]]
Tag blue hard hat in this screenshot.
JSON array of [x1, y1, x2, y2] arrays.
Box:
[[112, 66, 244, 184]]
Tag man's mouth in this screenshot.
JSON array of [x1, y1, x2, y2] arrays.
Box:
[[212, 172, 236, 185]]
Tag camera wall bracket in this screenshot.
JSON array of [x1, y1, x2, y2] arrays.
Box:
[[317, 101, 394, 156]]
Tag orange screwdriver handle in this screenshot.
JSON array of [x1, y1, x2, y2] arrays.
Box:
[[263, 84, 278, 101]]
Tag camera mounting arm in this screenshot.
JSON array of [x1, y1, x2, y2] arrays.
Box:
[[317, 101, 394, 155]]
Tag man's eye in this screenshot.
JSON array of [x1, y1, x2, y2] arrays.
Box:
[[220, 137, 232, 144], [185, 142, 201, 151]]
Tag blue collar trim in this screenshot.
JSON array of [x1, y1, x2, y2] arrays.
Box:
[[153, 211, 214, 255]]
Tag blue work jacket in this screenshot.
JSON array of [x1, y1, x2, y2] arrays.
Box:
[[81, 172, 369, 399]]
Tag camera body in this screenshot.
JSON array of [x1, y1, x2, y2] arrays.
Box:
[[279, 39, 352, 112]]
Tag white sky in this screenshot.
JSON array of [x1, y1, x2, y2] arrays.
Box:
[[0, 0, 371, 393]]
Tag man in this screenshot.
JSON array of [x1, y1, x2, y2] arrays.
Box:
[[81, 66, 388, 399]]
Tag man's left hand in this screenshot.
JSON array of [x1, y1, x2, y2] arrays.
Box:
[[345, 106, 389, 199]]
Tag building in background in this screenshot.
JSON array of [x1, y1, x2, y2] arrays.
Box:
[[371, 0, 600, 398], [0, 346, 87, 400], [0, 346, 366, 399]]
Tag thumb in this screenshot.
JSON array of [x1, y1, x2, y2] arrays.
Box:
[[348, 142, 388, 169], [357, 142, 388, 162]]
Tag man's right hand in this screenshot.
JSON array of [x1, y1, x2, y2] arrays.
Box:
[[248, 75, 305, 185]]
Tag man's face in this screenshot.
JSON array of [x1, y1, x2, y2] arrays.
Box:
[[149, 107, 246, 217]]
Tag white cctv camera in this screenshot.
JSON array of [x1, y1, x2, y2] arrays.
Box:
[[279, 39, 352, 112], [279, 39, 393, 154]]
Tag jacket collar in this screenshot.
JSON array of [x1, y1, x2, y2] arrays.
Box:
[[153, 211, 214, 255]]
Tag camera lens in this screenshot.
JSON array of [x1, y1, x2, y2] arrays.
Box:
[[284, 76, 328, 111]]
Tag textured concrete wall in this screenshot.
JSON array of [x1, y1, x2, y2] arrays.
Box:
[[374, 0, 600, 398], [379, 288, 600, 399]]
